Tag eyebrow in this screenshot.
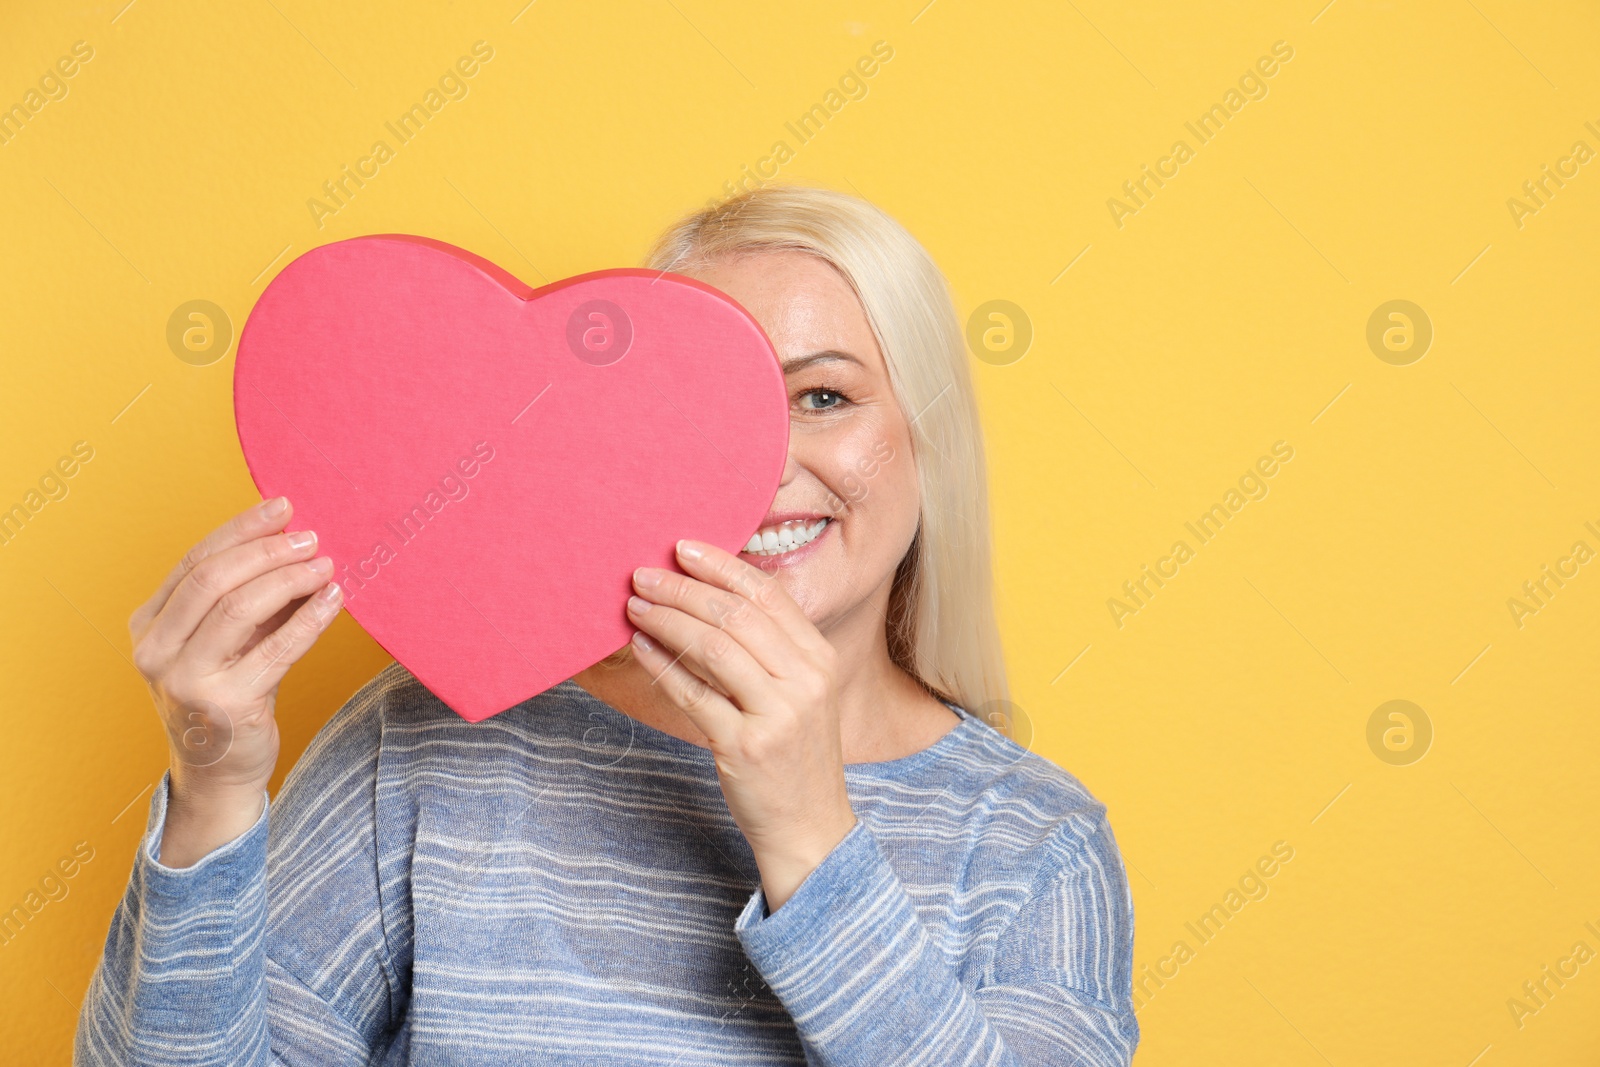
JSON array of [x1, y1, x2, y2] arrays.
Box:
[[780, 350, 865, 374]]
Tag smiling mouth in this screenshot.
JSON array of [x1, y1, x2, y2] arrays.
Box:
[[741, 517, 831, 557]]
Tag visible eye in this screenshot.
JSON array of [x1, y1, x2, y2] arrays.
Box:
[[796, 387, 851, 412]]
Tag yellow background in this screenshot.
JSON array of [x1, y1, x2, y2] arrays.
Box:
[[2, 1, 1596, 1062]]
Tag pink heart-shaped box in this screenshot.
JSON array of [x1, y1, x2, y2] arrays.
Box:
[[234, 234, 788, 722]]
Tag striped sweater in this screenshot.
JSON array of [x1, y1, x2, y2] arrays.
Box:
[[75, 661, 1139, 1064]]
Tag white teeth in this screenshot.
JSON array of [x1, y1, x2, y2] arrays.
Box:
[[742, 518, 830, 556]]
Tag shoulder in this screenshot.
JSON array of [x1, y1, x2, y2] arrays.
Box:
[[278, 661, 419, 783], [274, 663, 580, 846], [339, 659, 460, 731], [863, 702, 1131, 920], [318, 659, 540, 740], [940, 713, 1137, 1009], [301, 662, 603, 779], [938, 707, 1122, 869], [275, 662, 484, 803], [955, 721, 1135, 946]]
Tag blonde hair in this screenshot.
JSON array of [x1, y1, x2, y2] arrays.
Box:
[[603, 184, 1011, 727]]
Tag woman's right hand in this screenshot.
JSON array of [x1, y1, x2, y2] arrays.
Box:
[[128, 496, 343, 867]]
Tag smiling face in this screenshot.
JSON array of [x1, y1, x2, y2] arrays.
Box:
[[679, 250, 922, 633]]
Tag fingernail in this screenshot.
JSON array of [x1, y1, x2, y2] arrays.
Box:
[[287, 529, 317, 551], [309, 556, 334, 575], [260, 496, 289, 519], [312, 581, 341, 618], [633, 567, 662, 589], [632, 630, 653, 652], [627, 595, 651, 615], [676, 540, 704, 561]]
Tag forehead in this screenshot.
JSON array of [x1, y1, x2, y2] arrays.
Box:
[[680, 250, 882, 370]]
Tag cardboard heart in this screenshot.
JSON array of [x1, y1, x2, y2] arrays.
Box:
[[234, 234, 789, 722]]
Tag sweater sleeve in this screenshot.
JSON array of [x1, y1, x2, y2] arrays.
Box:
[[74, 684, 405, 1066], [732, 812, 1139, 1066]]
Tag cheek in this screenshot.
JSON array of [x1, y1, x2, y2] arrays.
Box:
[[870, 443, 920, 531], [825, 416, 918, 536]]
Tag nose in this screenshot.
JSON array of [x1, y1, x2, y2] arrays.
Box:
[[777, 445, 800, 487]]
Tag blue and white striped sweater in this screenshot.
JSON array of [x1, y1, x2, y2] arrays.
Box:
[[75, 661, 1138, 1064]]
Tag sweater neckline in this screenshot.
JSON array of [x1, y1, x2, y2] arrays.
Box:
[[552, 678, 981, 778]]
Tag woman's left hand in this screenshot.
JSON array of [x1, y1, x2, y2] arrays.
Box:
[[626, 538, 857, 912]]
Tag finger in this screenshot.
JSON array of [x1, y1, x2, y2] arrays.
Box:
[[133, 497, 295, 637], [626, 594, 775, 711], [632, 567, 792, 677], [626, 630, 742, 744], [185, 558, 337, 672], [675, 539, 829, 658], [137, 528, 324, 677], [230, 580, 344, 697], [239, 597, 300, 660]]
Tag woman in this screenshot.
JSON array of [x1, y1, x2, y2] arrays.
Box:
[[76, 185, 1139, 1064]]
